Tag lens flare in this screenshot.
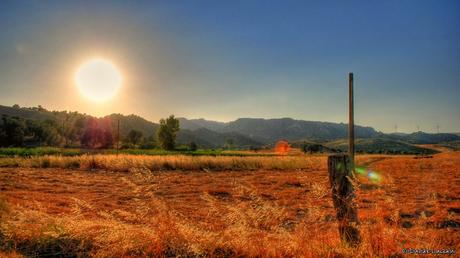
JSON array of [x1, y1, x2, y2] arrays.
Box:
[[275, 140, 291, 154], [354, 166, 382, 183], [368, 171, 381, 182]]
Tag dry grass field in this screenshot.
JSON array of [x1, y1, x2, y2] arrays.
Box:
[[0, 152, 459, 257]]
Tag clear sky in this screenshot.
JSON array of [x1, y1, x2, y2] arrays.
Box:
[[0, 0, 459, 133]]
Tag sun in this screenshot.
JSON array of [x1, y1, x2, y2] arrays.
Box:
[[75, 58, 122, 102]]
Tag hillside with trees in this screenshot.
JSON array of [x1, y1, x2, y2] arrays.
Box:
[[1, 105, 459, 153], [179, 117, 379, 143], [0, 105, 262, 149], [325, 138, 439, 155]]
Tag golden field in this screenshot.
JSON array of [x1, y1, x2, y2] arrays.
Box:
[[0, 152, 459, 257]]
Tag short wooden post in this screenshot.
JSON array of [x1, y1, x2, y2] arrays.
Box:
[[328, 154, 360, 246]]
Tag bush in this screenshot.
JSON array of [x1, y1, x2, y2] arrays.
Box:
[[189, 142, 198, 151]]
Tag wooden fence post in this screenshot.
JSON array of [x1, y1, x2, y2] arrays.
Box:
[[328, 154, 361, 246]]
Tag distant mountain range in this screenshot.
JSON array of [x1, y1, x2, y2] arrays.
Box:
[[324, 138, 439, 154], [178, 117, 378, 144], [385, 131, 460, 144], [2, 105, 460, 153]]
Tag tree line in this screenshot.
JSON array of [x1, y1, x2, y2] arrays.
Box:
[[0, 113, 181, 150]]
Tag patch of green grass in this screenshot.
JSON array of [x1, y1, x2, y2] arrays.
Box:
[[0, 147, 81, 157], [110, 148, 277, 157], [0, 147, 277, 157]]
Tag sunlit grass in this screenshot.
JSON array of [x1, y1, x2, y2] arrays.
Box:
[[0, 152, 458, 256], [0, 154, 326, 171]]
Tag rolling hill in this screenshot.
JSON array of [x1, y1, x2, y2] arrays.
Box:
[[178, 118, 226, 132], [179, 117, 378, 143], [177, 128, 262, 149], [325, 138, 439, 155], [1, 105, 458, 152], [0, 105, 56, 121], [385, 131, 460, 144], [105, 113, 158, 138], [0, 105, 261, 149]]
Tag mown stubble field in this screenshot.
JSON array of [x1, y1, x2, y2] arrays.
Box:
[[0, 152, 459, 257]]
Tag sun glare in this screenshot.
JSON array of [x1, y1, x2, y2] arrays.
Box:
[[75, 58, 122, 102]]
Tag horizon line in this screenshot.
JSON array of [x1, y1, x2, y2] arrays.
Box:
[[1, 104, 458, 135]]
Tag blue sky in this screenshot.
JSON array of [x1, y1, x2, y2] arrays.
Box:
[[0, 0, 459, 132]]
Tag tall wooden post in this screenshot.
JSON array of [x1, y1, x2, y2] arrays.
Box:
[[326, 73, 360, 247], [328, 155, 360, 246], [116, 119, 120, 156], [348, 73, 355, 170]]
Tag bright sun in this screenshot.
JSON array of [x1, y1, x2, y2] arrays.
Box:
[[75, 58, 122, 102]]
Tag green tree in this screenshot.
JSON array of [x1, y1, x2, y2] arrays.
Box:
[[224, 139, 234, 150], [25, 119, 47, 146], [126, 129, 143, 146], [140, 135, 157, 149], [80, 117, 113, 149], [189, 141, 198, 151], [301, 142, 309, 154], [302, 143, 322, 154], [157, 115, 180, 150], [0, 115, 25, 147]]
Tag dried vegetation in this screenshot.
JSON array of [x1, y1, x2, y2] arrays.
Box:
[[0, 152, 458, 257]]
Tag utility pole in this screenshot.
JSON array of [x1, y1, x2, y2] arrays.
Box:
[[348, 72, 354, 170], [61, 113, 69, 147], [394, 124, 398, 133], [436, 124, 440, 134], [116, 119, 120, 156], [327, 72, 361, 247], [417, 125, 420, 132]]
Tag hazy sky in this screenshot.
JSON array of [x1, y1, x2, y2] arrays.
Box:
[[0, 0, 459, 133]]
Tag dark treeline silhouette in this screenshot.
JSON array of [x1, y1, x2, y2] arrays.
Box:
[[80, 117, 114, 149], [0, 105, 184, 150], [0, 114, 113, 148]]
